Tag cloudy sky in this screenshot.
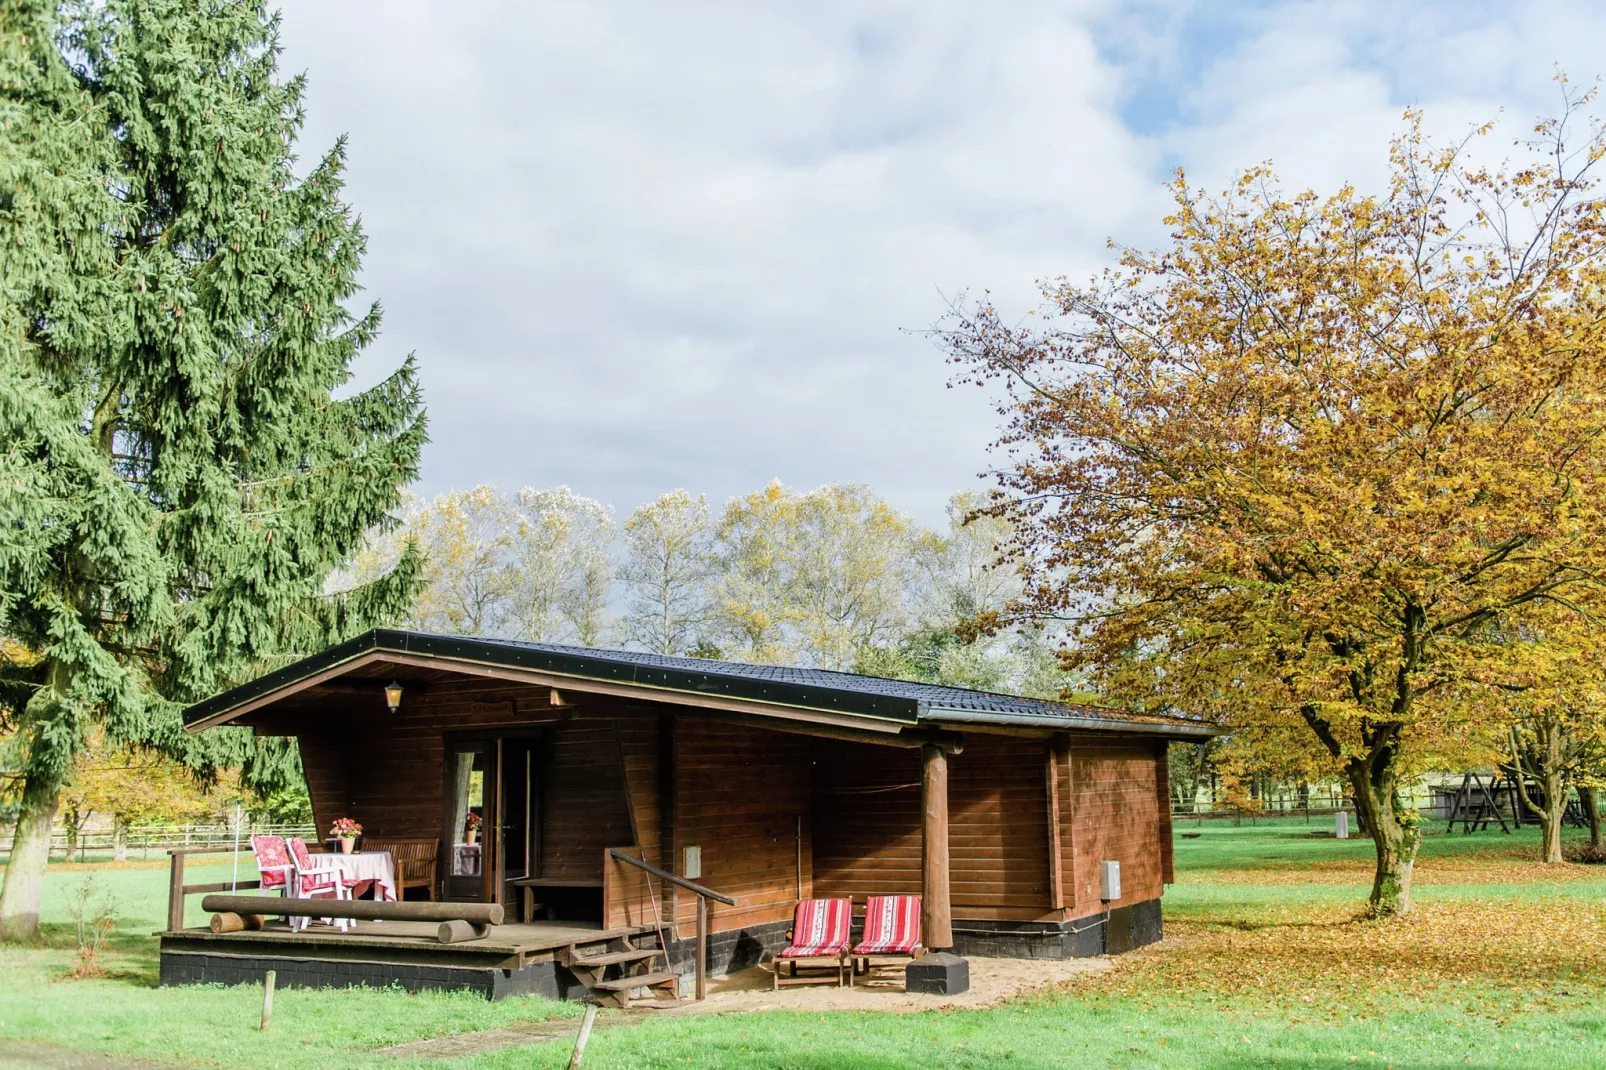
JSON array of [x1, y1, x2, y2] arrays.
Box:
[[274, 0, 1606, 526]]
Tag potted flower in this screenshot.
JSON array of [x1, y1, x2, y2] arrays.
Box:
[[330, 817, 362, 854], [464, 812, 482, 845]]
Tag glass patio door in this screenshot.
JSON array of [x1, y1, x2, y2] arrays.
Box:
[[443, 741, 493, 900]]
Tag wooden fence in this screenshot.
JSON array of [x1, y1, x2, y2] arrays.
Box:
[[0, 822, 316, 862]]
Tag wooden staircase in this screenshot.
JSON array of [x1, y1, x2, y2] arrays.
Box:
[[563, 933, 682, 1009]]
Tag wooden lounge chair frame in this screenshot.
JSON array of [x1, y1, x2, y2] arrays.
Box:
[[772, 898, 853, 989], [850, 895, 925, 980]]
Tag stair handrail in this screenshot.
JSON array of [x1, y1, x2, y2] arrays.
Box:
[[607, 848, 735, 905], [608, 847, 733, 1001]]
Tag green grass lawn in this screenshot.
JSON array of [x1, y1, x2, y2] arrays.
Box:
[[2, 822, 1604, 1068]]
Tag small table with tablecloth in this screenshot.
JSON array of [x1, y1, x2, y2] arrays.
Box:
[[321, 850, 397, 902]]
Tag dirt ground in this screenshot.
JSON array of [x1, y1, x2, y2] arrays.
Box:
[[379, 955, 1114, 1059], [669, 954, 1112, 1014]]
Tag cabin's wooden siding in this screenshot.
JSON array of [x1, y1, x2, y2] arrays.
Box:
[[605, 711, 664, 928], [812, 737, 1057, 921], [342, 680, 560, 840], [296, 732, 349, 838], [811, 740, 921, 902], [539, 719, 634, 880], [266, 670, 1174, 936], [1066, 735, 1165, 912], [949, 737, 1054, 914], [668, 719, 812, 939]]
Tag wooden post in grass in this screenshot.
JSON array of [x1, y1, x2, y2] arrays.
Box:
[[260, 970, 276, 1031], [166, 851, 186, 932], [567, 1004, 598, 1069]]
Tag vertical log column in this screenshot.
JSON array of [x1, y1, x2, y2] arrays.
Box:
[[920, 745, 953, 951]]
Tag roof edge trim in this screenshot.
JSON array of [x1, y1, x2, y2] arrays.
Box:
[[918, 705, 1222, 739]]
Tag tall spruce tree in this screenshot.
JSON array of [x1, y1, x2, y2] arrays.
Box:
[[0, 0, 425, 939]]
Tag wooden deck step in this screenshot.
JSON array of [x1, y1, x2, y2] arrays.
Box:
[[590, 971, 678, 992], [570, 949, 661, 969]]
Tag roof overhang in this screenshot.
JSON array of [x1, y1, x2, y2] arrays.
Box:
[[184, 629, 1220, 745]]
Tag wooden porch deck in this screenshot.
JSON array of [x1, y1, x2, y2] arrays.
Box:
[[151, 912, 652, 963], [158, 918, 665, 999], [161, 918, 652, 960]]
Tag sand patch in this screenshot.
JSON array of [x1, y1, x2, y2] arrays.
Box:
[[664, 954, 1112, 1014]]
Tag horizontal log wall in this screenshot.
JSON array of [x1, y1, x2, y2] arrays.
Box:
[[670, 719, 811, 938], [1065, 734, 1165, 913], [605, 711, 663, 929], [812, 737, 1057, 920]]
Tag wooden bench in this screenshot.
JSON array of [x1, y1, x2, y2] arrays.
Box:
[[363, 838, 439, 901], [509, 876, 604, 924]]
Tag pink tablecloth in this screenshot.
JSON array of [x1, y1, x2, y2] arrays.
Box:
[[326, 851, 396, 901]]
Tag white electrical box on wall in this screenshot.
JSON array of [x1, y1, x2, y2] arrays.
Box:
[[1099, 860, 1121, 902], [683, 845, 702, 880]]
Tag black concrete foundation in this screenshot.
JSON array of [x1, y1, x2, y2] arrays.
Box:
[[905, 952, 969, 995], [664, 917, 789, 980], [948, 897, 1163, 959], [160, 949, 563, 1000], [160, 898, 1164, 1001]]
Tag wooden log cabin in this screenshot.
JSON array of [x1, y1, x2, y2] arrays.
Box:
[[165, 629, 1215, 999]]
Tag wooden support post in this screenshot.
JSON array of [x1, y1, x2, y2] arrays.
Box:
[[567, 1003, 598, 1069], [695, 895, 709, 1001], [1045, 741, 1065, 910], [921, 744, 953, 951], [167, 852, 186, 933], [260, 970, 276, 1031]]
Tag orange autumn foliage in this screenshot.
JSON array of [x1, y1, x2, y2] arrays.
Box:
[[943, 88, 1606, 916]]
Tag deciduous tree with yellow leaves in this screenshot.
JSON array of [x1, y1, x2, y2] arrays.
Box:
[[942, 90, 1606, 916]]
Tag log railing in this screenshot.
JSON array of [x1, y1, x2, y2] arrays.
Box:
[[166, 847, 261, 932], [199, 894, 503, 944], [607, 847, 734, 1001]]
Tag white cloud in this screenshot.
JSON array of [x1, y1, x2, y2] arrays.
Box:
[[273, 0, 1605, 525]]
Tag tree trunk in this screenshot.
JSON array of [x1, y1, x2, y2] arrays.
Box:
[[1536, 769, 1566, 865], [1581, 788, 1603, 849], [1511, 724, 1568, 864], [0, 768, 63, 943], [1347, 762, 1420, 916], [113, 820, 127, 863]]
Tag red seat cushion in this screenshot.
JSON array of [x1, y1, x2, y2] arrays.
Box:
[[250, 835, 292, 889], [852, 895, 922, 955], [776, 898, 852, 959], [287, 836, 360, 893]]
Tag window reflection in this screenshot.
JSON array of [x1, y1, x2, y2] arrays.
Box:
[[449, 749, 484, 877]]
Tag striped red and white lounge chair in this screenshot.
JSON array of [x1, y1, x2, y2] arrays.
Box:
[[773, 897, 853, 988], [851, 895, 923, 978]]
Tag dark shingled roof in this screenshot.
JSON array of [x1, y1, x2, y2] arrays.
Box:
[[183, 628, 1217, 739]]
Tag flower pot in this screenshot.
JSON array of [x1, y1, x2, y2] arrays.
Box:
[[340, 836, 356, 855], [465, 829, 478, 845]]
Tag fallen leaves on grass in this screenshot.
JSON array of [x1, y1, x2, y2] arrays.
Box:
[[1181, 844, 1605, 887], [1052, 895, 1606, 1023]]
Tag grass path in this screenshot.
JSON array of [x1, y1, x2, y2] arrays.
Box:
[[1, 823, 1603, 1068]]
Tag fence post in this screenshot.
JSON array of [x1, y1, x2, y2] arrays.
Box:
[[167, 852, 186, 932]]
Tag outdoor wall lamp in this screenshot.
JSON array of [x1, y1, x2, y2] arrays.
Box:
[[384, 680, 404, 713]]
